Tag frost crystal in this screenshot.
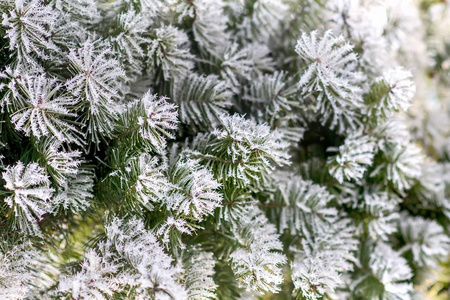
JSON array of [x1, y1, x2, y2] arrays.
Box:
[[292, 216, 357, 300], [190, 114, 290, 187], [229, 207, 286, 294], [181, 248, 217, 299], [398, 215, 450, 268], [123, 153, 170, 210], [10, 75, 81, 143], [0, 243, 39, 299], [171, 73, 232, 129], [241, 0, 289, 44], [157, 215, 194, 246], [219, 44, 253, 93], [34, 138, 82, 186], [66, 42, 125, 141], [112, 10, 150, 74], [360, 188, 399, 240], [0, 66, 22, 108], [371, 143, 424, 193], [175, 0, 230, 54], [328, 0, 388, 75], [2, 161, 54, 235], [244, 71, 295, 119], [416, 162, 450, 216], [268, 175, 358, 299], [369, 67, 416, 119], [327, 132, 376, 183], [148, 25, 194, 80], [122, 0, 162, 17], [120, 92, 178, 153], [168, 158, 222, 221], [382, 68, 415, 111], [295, 30, 363, 133], [59, 250, 120, 300], [374, 117, 412, 147], [138, 93, 178, 143], [54, 0, 100, 21], [52, 169, 94, 213], [268, 175, 335, 234], [292, 253, 339, 300], [365, 243, 413, 300], [2, 0, 57, 66], [214, 114, 290, 167], [60, 218, 187, 299]]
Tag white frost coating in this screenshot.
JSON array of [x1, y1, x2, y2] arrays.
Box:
[[175, 0, 230, 54], [171, 73, 232, 129], [219, 44, 253, 93], [295, 30, 364, 133], [214, 114, 290, 167], [59, 218, 187, 299], [66, 42, 124, 111], [271, 176, 357, 299], [59, 250, 120, 300], [370, 143, 424, 193], [118, 92, 178, 153], [157, 215, 194, 246], [136, 93, 178, 150], [35, 138, 82, 186], [10, 75, 81, 143], [182, 249, 217, 299], [229, 206, 286, 294], [2, 0, 57, 66], [296, 30, 358, 94], [0, 243, 39, 299], [398, 215, 450, 268], [66, 41, 124, 141], [292, 253, 340, 300], [132, 154, 170, 208], [381, 67, 416, 113], [360, 188, 399, 240], [292, 218, 357, 300], [368, 243, 413, 300], [55, 0, 100, 21], [148, 25, 194, 80], [240, 0, 290, 45], [113, 9, 150, 73], [328, 0, 389, 75], [52, 169, 94, 213], [374, 117, 412, 148], [327, 132, 376, 183], [168, 158, 222, 221], [416, 162, 450, 217], [2, 161, 54, 235]]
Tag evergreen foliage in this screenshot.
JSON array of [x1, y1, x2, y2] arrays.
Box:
[[0, 0, 449, 299]]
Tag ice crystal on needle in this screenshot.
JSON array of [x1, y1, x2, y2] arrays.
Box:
[[327, 132, 376, 183], [2, 161, 54, 235], [295, 30, 364, 133], [10, 75, 81, 143], [0, 0, 449, 299], [229, 206, 286, 294], [118, 92, 178, 153], [59, 218, 187, 299], [0, 242, 39, 299], [66, 42, 125, 142], [2, 0, 57, 66]]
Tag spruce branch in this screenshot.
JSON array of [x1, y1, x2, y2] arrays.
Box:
[[295, 30, 364, 133], [116, 92, 178, 153], [66, 41, 125, 144], [169, 73, 232, 130], [1, 161, 54, 236]]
